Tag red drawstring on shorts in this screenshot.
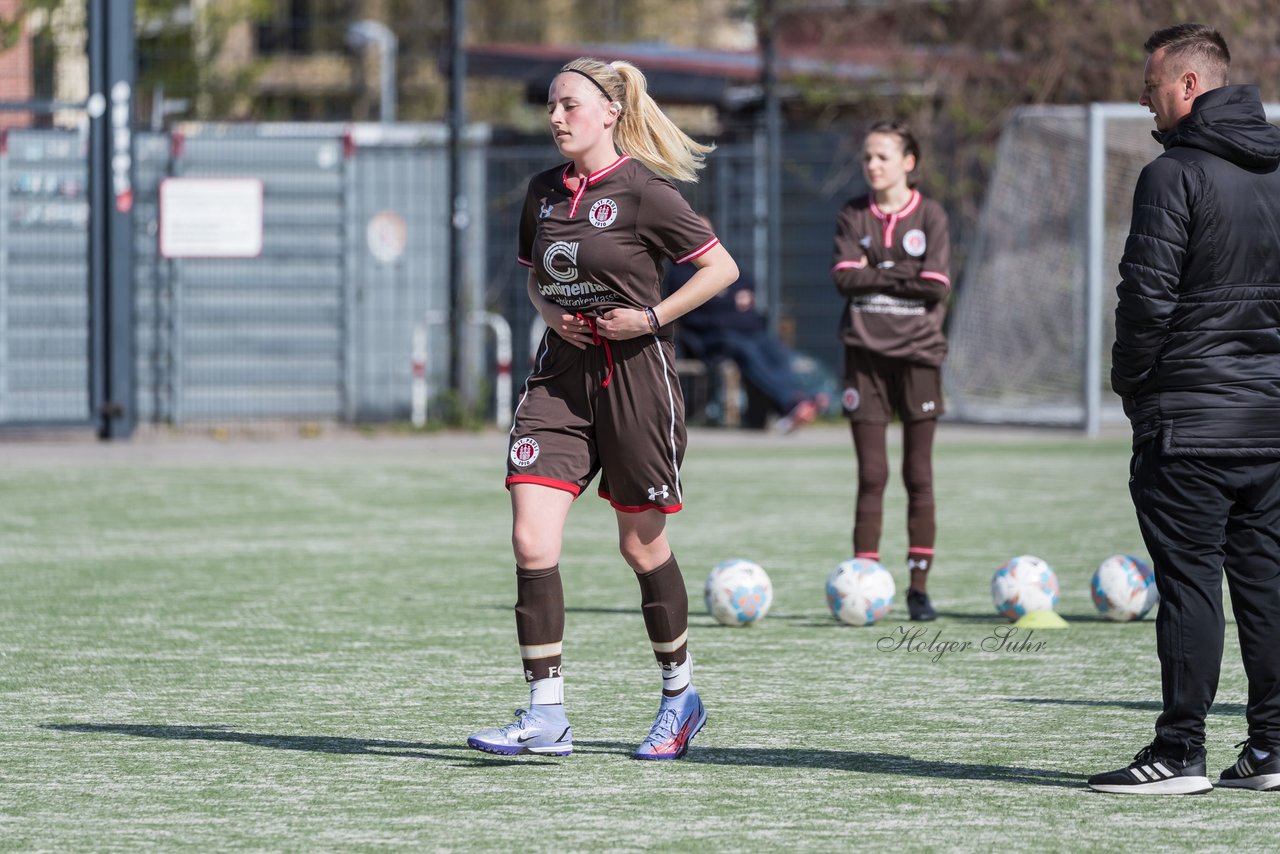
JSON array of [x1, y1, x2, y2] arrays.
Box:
[[576, 313, 614, 389]]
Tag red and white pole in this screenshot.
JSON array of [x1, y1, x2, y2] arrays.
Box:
[[472, 311, 512, 427], [410, 320, 429, 428]]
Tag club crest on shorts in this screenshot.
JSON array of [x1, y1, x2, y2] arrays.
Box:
[[589, 198, 618, 228], [902, 228, 927, 257], [842, 387, 861, 412], [510, 437, 540, 467]]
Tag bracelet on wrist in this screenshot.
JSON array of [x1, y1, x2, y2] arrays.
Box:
[[645, 306, 660, 333]]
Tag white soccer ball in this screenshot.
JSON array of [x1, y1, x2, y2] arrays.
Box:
[[1091, 554, 1158, 622], [991, 555, 1060, 621], [704, 559, 773, 626], [826, 558, 895, 626]]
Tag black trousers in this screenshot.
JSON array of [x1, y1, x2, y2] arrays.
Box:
[[1130, 443, 1280, 759]]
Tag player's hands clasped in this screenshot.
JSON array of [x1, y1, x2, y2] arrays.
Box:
[[545, 307, 655, 347], [593, 307, 651, 341], [548, 312, 594, 349]]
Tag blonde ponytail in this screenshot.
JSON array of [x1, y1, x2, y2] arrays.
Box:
[[560, 57, 714, 183]]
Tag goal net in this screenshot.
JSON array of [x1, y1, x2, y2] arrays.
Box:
[[941, 104, 1280, 432]]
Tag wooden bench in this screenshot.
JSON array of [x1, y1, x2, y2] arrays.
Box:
[[674, 358, 755, 427]]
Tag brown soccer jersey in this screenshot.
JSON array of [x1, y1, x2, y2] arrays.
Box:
[[518, 155, 719, 335], [508, 154, 717, 513], [830, 191, 951, 366]]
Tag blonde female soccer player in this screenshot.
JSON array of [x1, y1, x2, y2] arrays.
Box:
[[830, 121, 952, 621], [467, 58, 738, 760]]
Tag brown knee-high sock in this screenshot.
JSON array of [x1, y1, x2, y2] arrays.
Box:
[[635, 553, 690, 696], [514, 565, 564, 694]]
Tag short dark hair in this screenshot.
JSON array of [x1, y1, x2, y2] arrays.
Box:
[[1145, 23, 1230, 85]]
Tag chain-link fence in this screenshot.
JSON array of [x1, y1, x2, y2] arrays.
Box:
[[0, 4, 878, 433], [945, 104, 1280, 429]]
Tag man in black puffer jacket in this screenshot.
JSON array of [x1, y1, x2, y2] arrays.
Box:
[[1089, 23, 1280, 795]]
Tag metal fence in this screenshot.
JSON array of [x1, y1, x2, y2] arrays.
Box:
[[1, 122, 488, 430], [0, 129, 90, 424], [1, 123, 865, 431]]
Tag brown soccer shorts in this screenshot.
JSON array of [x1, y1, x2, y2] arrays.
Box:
[[842, 348, 944, 424], [507, 332, 686, 513]]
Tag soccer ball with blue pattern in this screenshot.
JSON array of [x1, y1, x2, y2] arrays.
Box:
[[705, 559, 773, 627], [991, 555, 1060, 621], [1091, 554, 1158, 621], [826, 558, 895, 626]]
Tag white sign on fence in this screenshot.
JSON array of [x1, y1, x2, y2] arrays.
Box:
[[159, 177, 264, 258]]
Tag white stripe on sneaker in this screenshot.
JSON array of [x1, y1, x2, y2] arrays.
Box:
[[1152, 762, 1172, 778], [1131, 767, 1149, 782]]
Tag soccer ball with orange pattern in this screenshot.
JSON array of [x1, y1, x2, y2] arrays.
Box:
[[704, 559, 773, 627]]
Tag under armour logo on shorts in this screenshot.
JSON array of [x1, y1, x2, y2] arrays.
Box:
[[647, 484, 670, 501]]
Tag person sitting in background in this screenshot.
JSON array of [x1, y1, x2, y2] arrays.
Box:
[[663, 253, 828, 433]]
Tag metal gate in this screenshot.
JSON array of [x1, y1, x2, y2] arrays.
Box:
[[0, 128, 90, 424], [0, 121, 487, 430], [132, 122, 486, 426], [0, 0, 132, 435]]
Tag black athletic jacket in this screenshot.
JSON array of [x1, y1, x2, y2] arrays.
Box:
[[1112, 84, 1280, 455]]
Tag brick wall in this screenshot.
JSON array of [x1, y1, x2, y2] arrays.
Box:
[[0, 0, 33, 129]]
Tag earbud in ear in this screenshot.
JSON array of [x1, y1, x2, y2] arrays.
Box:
[[610, 103, 621, 114]]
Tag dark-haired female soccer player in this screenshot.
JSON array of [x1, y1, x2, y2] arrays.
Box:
[[831, 121, 952, 622]]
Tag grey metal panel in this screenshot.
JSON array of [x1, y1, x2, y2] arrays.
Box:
[[173, 389, 342, 418], [131, 131, 168, 424], [6, 330, 85, 358], [176, 137, 347, 167], [348, 143, 450, 420], [1, 391, 89, 419], [183, 333, 340, 356], [6, 264, 88, 288], [153, 131, 348, 424], [5, 202, 88, 230], [0, 129, 90, 424], [169, 170, 345, 197], [345, 127, 491, 421], [175, 264, 343, 287], [5, 231, 91, 258], [261, 203, 346, 225], [181, 361, 342, 384], [3, 123, 491, 427], [7, 301, 87, 325], [174, 313, 340, 333], [6, 363, 87, 390]]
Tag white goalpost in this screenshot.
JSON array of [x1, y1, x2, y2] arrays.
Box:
[[945, 102, 1280, 435]]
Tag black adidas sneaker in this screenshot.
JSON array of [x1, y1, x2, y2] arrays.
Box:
[[1087, 744, 1212, 794], [1218, 740, 1280, 791]]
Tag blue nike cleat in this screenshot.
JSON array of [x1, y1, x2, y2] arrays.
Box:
[[633, 688, 707, 760], [466, 706, 573, 756]]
